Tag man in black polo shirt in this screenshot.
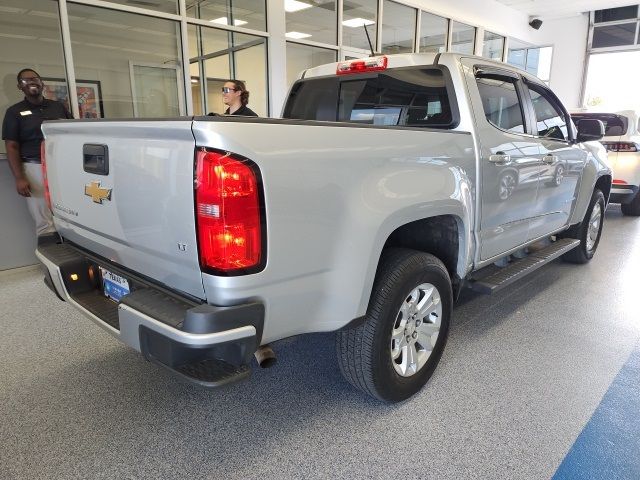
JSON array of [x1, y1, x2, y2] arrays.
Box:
[[2, 68, 72, 236]]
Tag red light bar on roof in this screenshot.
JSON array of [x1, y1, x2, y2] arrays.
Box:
[[336, 56, 388, 75]]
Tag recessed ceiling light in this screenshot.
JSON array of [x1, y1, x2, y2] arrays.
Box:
[[210, 17, 248, 26], [286, 31, 312, 39], [285, 0, 312, 13], [342, 18, 375, 28]]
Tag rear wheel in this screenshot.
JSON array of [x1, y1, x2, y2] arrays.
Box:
[[336, 248, 452, 402], [561, 189, 605, 264], [621, 190, 640, 216]]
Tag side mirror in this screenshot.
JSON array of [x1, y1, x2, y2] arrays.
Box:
[[576, 119, 605, 143]]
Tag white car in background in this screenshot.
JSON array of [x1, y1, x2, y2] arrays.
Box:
[[572, 110, 640, 216]]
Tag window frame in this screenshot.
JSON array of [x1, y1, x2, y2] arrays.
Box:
[[522, 78, 574, 143], [473, 66, 533, 137]]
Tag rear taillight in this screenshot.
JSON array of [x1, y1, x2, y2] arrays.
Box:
[[195, 149, 264, 274], [601, 141, 639, 152], [336, 56, 387, 75], [41, 141, 52, 211]]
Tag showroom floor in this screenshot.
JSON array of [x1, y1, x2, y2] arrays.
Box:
[[1, 205, 639, 480]]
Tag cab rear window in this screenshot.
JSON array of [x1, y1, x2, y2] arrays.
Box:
[[283, 67, 457, 129]]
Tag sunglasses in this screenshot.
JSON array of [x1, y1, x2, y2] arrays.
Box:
[[221, 87, 237, 93], [19, 77, 42, 85]]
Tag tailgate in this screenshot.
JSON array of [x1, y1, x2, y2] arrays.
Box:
[[41, 119, 205, 300]]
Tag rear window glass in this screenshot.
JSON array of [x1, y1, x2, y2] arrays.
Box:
[[571, 113, 628, 136], [283, 68, 455, 129]]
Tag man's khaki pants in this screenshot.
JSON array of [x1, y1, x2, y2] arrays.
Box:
[[23, 162, 55, 236]]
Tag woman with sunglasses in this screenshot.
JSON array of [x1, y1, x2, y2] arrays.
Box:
[[221, 80, 258, 117]]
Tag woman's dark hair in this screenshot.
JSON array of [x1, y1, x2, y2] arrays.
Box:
[[228, 79, 249, 106]]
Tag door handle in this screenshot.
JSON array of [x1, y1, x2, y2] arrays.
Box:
[[542, 154, 558, 164], [488, 154, 511, 165]]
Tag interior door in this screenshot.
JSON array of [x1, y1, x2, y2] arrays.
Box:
[[523, 80, 587, 240], [462, 59, 541, 261]]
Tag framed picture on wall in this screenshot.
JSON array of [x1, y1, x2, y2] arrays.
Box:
[[41, 78, 104, 118]]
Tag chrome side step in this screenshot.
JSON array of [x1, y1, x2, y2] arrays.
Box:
[[467, 238, 580, 294]]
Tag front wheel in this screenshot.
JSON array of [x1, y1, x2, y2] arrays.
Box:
[[336, 249, 452, 402], [561, 189, 605, 264]]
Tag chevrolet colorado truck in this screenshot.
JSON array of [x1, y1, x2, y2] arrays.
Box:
[[37, 53, 611, 402]]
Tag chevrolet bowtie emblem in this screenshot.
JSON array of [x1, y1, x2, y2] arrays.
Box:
[[84, 181, 112, 204]]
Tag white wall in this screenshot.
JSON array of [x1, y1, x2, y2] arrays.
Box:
[[535, 15, 589, 109]]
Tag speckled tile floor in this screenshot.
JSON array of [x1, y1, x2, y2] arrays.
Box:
[[1, 205, 639, 480]]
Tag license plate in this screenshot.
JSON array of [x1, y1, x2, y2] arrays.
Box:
[[100, 267, 130, 302]]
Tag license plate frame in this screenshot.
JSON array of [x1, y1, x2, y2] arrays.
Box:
[[100, 267, 130, 302]]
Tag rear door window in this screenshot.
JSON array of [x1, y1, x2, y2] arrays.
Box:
[[475, 75, 526, 134]]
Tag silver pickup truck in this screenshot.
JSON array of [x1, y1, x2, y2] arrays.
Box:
[[37, 53, 611, 402]]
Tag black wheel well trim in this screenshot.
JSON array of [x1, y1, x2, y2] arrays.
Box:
[[595, 174, 612, 205], [377, 214, 462, 286]]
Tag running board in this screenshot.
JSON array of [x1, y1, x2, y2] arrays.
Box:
[[467, 239, 580, 294]]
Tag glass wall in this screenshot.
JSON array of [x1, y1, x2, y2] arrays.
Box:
[[0, 0, 534, 126], [591, 5, 640, 50], [189, 25, 267, 116], [0, 0, 66, 155], [67, 3, 184, 118], [381, 0, 416, 54], [185, 0, 266, 31], [507, 46, 553, 82], [100, 0, 179, 14], [419, 12, 448, 53], [342, 0, 378, 51], [286, 43, 337, 89], [233, 33, 268, 116], [285, 0, 337, 45], [482, 31, 505, 60], [451, 21, 475, 54]]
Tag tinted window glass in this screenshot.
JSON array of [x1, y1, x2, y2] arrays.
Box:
[[476, 76, 525, 133], [284, 68, 454, 128], [284, 77, 338, 121], [594, 6, 638, 23], [527, 85, 568, 140], [592, 23, 637, 48]]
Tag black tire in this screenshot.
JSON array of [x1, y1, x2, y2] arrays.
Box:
[[621, 191, 640, 216], [336, 248, 452, 402], [561, 189, 605, 264]]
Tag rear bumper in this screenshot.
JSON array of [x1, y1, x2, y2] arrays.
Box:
[[36, 237, 264, 387], [610, 184, 639, 204]]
